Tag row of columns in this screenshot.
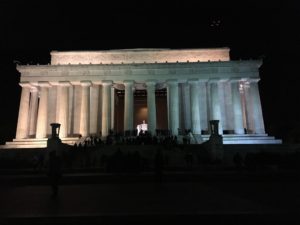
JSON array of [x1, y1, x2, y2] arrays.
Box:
[[15, 78, 265, 140]]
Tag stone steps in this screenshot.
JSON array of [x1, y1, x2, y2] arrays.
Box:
[[0, 137, 80, 149], [1, 134, 282, 149], [201, 134, 282, 144]]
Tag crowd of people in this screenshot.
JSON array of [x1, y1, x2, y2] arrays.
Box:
[[72, 128, 195, 149]]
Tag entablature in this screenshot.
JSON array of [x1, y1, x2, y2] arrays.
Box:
[[18, 60, 262, 83]]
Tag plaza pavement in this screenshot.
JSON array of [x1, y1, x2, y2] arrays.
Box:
[[0, 170, 300, 224]]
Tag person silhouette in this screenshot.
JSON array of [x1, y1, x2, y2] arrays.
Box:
[[48, 150, 62, 198]]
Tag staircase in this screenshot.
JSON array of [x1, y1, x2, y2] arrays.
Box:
[[1, 137, 80, 149], [202, 134, 282, 144]]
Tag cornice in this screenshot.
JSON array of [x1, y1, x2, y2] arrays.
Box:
[[17, 60, 262, 74]]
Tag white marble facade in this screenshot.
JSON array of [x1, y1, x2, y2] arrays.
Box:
[[4, 48, 282, 148]]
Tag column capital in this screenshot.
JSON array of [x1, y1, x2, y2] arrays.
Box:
[[219, 78, 229, 83], [112, 83, 124, 90], [123, 80, 134, 85], [208, 78, 220, 84], [58, 81, 71, 87], [199, 79, 208, 83], [30, 86, 38, 92], [80, 80, 92, 87], [102, 80, 113, 86], [166, 79, 178, 85], [145, 80, 157, 86], [92, 81, 102, 85], [188, 78, 199, 84], [38, 81, 51, 87], [19, 82, 32, 88], [247, 78, 260, 83], [229, 78, 242, 83]]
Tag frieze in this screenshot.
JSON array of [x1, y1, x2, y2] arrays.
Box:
[[103, 70, 112, 75], [18, 60, 262, 83], [169, 69, 176, 75], [147, 69, 155, 75], [124, 69, 132, 75]]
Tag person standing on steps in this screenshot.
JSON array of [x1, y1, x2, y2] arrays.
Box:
[[47, 149, 62, 198], [46, 123, 63, 199]]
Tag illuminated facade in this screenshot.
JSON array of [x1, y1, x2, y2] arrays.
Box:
[[3, 48, 282, 148]]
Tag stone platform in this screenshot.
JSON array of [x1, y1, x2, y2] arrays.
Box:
[[0, 137, 80, 149], [177, 133, 282, 145], [202, 134, 282, 144], [1, 134, 281, 149]]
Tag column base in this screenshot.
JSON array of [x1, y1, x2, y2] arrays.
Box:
[[234, 128, 245, 135], [253, 129, 266, 134]]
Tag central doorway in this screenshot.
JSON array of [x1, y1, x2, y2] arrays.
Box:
[[114, 89, 168, 134]]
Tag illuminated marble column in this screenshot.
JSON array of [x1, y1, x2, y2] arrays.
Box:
[[16, 82, 31, 139], [167, 79, 179, 136], [244, 83, 254, 133], [68, 85, 74, 136], [36, 82, 51, 138], [189, 79, 201, 134], [73, 85, 82, 135], [218, 80, 229, 130], [249, 79, 265, 134], [111, 86, 115, 131], [47, 86, 57, 135], [230, 79, 244, 134], [28, 87, 38, 137], [146, 80, 157, 135], [124, 80, 134, 132], [167, 85, 170, 131], [101, 81, 112, 137], [57, 81, 70, 138], [209, 80, 223, 134], [182, 82, 191, 130], [80, 81, 91, 137], [199, 80, 208, 131], [90, 83, 100, 135]]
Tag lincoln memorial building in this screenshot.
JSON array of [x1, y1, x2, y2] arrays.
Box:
[[3, 48, 282, 148]]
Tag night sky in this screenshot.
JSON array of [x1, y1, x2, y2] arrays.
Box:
[[0, 0, 299, 144]]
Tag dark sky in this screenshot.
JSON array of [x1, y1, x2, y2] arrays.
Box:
[[0, 0, 299, 144]]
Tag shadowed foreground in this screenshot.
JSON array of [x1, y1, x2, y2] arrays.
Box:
[[0, 171, 300, 225]]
